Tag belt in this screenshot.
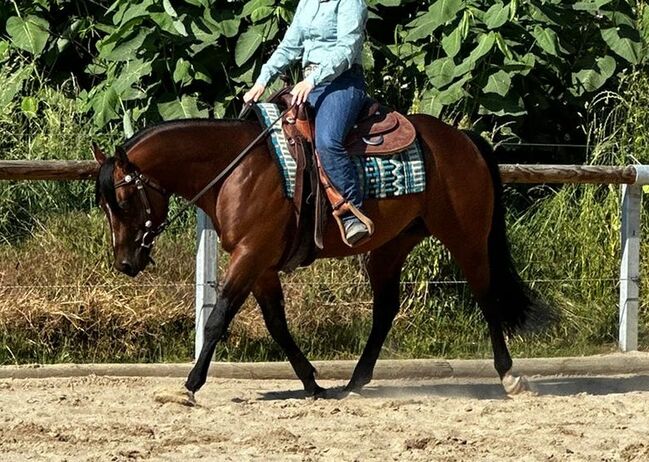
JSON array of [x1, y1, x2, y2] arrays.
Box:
[[303, 63, 363, 79]]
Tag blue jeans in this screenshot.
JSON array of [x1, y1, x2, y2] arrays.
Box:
[[307, 66, 366, 212]]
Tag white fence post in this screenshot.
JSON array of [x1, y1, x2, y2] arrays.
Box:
[[619, 183, 641, 352], [195, 209, 218, 360]]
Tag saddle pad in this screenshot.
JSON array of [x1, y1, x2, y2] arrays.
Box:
[[256, 102, 426, 199]]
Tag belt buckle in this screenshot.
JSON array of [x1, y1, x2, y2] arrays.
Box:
[[303, 64, 318, 78]]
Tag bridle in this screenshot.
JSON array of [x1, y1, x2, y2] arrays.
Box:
[[113, 169, 168, 249], [109, 103, 293, 251]]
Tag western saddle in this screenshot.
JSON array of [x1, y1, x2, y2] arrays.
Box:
[[253, 86, 417, 270]]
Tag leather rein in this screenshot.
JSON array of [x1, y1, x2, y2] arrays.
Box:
[[116, 103, 291, 250]]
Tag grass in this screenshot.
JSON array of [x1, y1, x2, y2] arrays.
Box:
[[0, 62, 648, 365]]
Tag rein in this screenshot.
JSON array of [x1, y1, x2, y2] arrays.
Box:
[[127, 104, 291, 249]]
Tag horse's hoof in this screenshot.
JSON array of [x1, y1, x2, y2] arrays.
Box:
[[342, 383, 366, 399], [305, 385, 328, 400], [501, 372, 534, 396], [154, 387, 196, 407]]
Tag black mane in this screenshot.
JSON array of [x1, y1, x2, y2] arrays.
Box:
[[120, 118, 252, 151], [95, 157, 120, 210]]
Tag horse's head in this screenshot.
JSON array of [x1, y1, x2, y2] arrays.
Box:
[[93, 143, 170, 277]]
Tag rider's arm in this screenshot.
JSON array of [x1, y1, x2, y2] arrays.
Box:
[[304, 0, 367, 86], [255, 1, 306, 87]]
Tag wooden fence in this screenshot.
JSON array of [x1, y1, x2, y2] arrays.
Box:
[[0, 160, 646, 355]]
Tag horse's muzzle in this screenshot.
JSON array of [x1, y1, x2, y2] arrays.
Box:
[[114, 259, 141, 277]]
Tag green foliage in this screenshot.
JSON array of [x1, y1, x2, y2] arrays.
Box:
[[0, 2, 648, 362], [0, 0, 645, 141], [401, 0, 644, 135]]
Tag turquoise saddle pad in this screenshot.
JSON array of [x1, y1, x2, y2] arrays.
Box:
[[255, 102, 426, 199]]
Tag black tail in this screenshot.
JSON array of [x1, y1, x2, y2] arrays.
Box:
[[462, 130, 558, 334]]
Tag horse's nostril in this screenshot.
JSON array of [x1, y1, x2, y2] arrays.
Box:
[[116, 260, 133, 274]]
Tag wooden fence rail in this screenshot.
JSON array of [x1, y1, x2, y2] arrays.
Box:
[[0, 160, 645, 354], [0, 160, 644, 184]]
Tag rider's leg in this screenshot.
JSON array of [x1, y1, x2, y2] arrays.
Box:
[[307, 67, 368, 244]]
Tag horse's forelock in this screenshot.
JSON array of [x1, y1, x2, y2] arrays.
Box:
[[95, 157, 120, 211]]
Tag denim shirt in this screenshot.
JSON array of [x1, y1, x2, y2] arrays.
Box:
[[255, 0, 367, 87]]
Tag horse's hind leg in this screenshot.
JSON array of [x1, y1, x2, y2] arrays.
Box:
[[432, 228, 529, 395], [253, 271, 325, 398], [345, 221, 427, 394]]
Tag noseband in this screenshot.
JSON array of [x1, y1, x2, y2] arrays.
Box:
[[113, 170, 167, 249]]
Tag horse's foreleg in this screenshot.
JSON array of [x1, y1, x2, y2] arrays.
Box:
[[253, 271, 325, 398], [185, 251, 263, 395], [345, 223, 426, 394]]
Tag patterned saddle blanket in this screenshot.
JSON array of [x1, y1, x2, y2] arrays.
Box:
[[255, 102, 426, 200]]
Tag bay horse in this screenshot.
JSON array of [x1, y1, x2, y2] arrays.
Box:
[[92, 113, 554, 403]]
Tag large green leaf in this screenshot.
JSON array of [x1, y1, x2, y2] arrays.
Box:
[[221, 19, 241, 38], [242, 0, 274, 17], [251, 7, 274, 23], [441, 27, 463, 58], [503, 53, 536, 76], [405, 0, 464, 42], [99, 29, 148, 62], [157, 95, 208, 120], [0, 66, 32, 108], [162, 0, 178, 18], [572, 55, 616, 93], [468, 32, 496, 64], [112, 59, 154, 100], [150, 13, 179, 35], [601, 26, 643, 65], [115, 1, 154, 26], [425, 57, 456, 88], [6, 16, 50, 55], [532, 25, 559, 56], [437, 75, 468, 104], [483, 70, 511, 96], [419, 87, 444, 117], [91, 86, 120, 127], [235, 26, 264, 66], [484, 2, 510, 30]]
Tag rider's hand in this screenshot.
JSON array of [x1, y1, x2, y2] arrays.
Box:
[[290, 80, 315, 106], [243, 83, 266, 104]]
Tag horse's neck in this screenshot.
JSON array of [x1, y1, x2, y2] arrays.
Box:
[[128, 120, 261, 201]]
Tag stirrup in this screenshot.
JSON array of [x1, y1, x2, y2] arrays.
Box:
[[333, 203, 375, 247]]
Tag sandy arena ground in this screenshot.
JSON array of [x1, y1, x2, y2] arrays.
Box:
[[1, 373, 649, 461]]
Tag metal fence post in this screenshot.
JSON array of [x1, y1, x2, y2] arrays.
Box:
[[195, 209, 218, 360], [619, 183, 641, 352]]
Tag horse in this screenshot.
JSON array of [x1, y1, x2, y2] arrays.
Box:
[[92, 113, 555, 403]]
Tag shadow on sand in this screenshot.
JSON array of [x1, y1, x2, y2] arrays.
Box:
[[257, 375, 649, 401]]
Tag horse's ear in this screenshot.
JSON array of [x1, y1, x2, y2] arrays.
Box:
[[114, 146, 130, 167], [92, 142, 107, 165]]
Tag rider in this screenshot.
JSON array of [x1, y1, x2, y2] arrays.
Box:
[[243, 0, 370, 246]]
